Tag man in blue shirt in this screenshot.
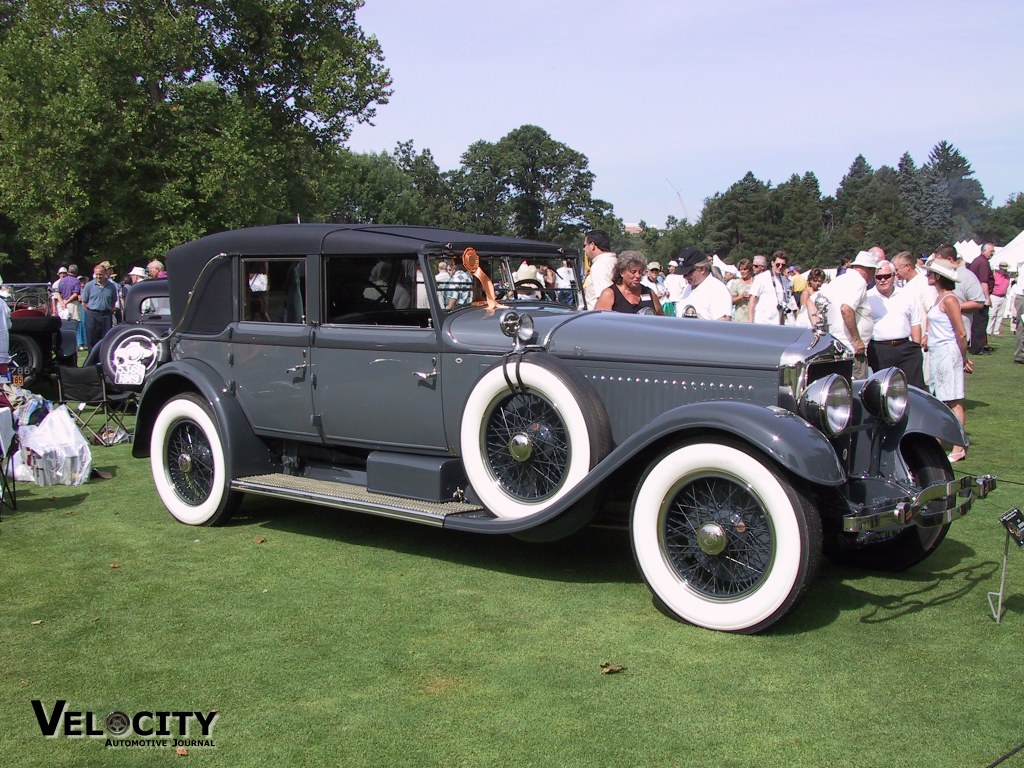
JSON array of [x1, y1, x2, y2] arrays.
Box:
[[81, 263, 119, 352]]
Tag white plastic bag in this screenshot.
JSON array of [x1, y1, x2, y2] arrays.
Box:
[[22, 405, 93, 486]]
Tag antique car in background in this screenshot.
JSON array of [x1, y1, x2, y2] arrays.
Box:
[[3, 282, 77, 384], [131, 224, 995, 633]]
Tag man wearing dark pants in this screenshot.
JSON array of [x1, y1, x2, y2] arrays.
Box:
[[968, 243, 995, 354], [81, 263, 118, 353], [866, 259, 925, 388]]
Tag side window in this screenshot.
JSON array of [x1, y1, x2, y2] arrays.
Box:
[[242, 258, 306, 323], [323, 256, 429, 327]]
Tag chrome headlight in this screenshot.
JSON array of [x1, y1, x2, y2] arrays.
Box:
[[498, 310, 536, 344], [860, 367, 908, 424], [799, 373, 852, 436]]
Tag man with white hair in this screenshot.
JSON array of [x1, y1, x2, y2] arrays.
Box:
[[867, 259, 924, 388], [820, 250, 878, 379]]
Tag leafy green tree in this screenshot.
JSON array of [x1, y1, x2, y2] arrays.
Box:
[[0, 0, 391, 268], [391, 141, 459, 228], [979, 192, 1024, 245], [317, 150, 421, 224], [450, 125, 606, 247]]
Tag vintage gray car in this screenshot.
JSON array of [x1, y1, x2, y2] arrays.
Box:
[[132, 224, 995, 633]]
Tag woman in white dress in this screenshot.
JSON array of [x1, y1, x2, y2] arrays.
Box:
[[922, 260, 972, 462]]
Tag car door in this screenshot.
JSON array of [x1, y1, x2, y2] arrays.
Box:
[[231, 257, 318, 441], [311, 254, 448, 452]]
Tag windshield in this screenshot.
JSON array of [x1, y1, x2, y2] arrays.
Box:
[[430, 253, 583, 312]]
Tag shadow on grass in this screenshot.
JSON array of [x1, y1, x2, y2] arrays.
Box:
[[778, 538, 998, 633], [2, 490, 89, 516], [202, 496, 1000, 633], [233, 496, 642, 587]]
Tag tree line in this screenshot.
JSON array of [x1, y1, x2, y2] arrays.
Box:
[[1, 2, 1022, 279]]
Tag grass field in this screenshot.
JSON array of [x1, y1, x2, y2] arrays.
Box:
[[2, 330, 1023, 767]]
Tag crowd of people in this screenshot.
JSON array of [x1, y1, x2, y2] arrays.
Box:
[[49, 259, 165, 353], [579, 229, 1023, 464]]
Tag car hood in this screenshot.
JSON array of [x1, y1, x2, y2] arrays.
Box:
[[446, 306, 815, 370]]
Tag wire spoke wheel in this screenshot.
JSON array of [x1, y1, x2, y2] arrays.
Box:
[[166, 419, 216, 505], [632, 442, 820, 633], [150, 393, 240, 526], [460, 355, 611, 520], [485, 391, 569, 501], [663, 475, 774, 599]]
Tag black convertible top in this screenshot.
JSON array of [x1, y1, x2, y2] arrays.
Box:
[[164, 224, 571, 332]]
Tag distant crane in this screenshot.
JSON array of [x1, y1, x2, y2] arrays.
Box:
[[665, 179, 689, 222]]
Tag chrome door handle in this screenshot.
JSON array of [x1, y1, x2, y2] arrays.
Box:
[[413, 369, 437, 380], [286, 363, 308, 373]]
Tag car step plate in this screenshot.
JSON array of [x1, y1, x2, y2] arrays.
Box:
[[232, 473, 482, 526]]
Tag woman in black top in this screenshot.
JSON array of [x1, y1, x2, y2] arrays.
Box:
[[594, 251, 664, 315]]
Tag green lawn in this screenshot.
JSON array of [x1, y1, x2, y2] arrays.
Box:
[[3, 333, 1023, 767]]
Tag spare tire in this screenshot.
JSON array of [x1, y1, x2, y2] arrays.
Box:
[[460, 354, 612, 520], [9, 334, 43, 385], [100, 325, 168, 390]]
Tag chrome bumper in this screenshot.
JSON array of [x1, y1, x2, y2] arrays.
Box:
[[843, 474, 998, 533]]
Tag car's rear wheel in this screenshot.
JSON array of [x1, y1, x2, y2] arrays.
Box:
[[460, 355, 611, 520], [9, 334, 42, 385], [823, 437, 951, 571], [150, 393, 240, 526], [631, 441, 821, 633]]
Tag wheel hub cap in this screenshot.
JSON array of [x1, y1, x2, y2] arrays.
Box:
[[696, 522, 728, 555], [177, 452, 193, 474], [508, 432, 533, 462]]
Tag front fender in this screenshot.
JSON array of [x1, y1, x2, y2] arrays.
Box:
[[446, 400, 844, 534], [900, 385, 966, 446], [132, 360, 276, 478]]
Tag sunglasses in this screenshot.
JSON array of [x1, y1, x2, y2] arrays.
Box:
[[875, 273, 894, 280]]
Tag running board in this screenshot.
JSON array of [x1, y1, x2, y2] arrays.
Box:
[[232, 473, 483, 526]]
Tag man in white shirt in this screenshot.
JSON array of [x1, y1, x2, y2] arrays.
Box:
[[747, 250, 794, 325], [866, 259, 924, 388], [582, 230, 616, 309], [674, 247, 732, 321], [820, 250, 878, 379]]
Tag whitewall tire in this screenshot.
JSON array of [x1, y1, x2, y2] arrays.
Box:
[[150, 393, 240, 526], [460, 356, 611, 520], [631, 442, 821, 633]]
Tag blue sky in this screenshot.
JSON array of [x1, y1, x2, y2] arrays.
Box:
[[347, 0, 1024, 230]]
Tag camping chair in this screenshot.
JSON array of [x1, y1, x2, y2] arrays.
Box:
[[0, 406, 16, 516], [55, 365, 134, 447]]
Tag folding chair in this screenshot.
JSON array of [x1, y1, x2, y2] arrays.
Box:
[[0, 406, 16, 516], [55, 365, 135, 446]]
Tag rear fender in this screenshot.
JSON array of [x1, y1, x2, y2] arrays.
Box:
[[132, 360, 276, 478]]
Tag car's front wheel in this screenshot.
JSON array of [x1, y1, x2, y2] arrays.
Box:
[[631, 441, 821, 633], [150, 393, 240, 526]]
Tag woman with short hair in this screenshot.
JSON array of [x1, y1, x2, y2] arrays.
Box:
[[594, 251, 664, 315]]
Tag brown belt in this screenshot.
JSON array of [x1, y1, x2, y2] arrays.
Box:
[[874, 338, 910, 346]]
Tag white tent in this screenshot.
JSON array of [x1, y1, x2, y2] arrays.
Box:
[[991, 229, 1024, 274], [956, 239, 981, 263]]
